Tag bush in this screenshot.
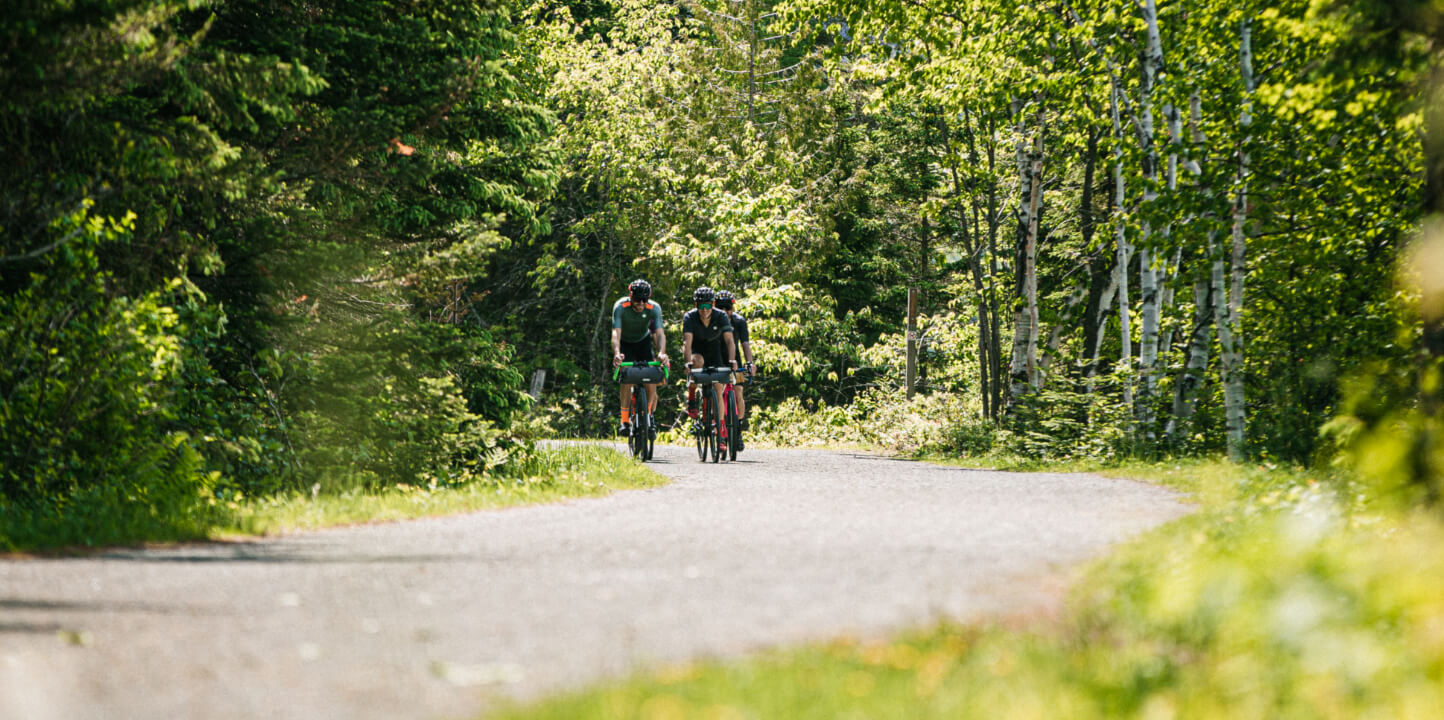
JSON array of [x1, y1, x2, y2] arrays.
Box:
[[0, 209, 230, 547], [0, 209, 206, 505]]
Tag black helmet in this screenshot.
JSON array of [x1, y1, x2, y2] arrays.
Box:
[[714, 290, 735, 311], [628, 279, 651, 301], [692, 286, 715, 305]]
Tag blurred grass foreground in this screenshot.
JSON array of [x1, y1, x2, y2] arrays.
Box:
[[491, 460, 1444, 720]]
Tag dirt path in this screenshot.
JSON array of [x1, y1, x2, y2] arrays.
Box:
[[0, 446, 1187, 719]]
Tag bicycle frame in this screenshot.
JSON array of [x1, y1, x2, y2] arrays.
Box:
[[614, 361, 668, 461], [689, 366, 733, 463]]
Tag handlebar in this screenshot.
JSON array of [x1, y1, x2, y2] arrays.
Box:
[[613, 360, 669, 383]]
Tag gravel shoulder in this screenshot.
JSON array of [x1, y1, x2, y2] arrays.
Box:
[[0, 445, 1188, 720]]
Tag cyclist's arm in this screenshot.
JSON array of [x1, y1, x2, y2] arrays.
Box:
[[682, 331, 694, 366], [611, 327, 623, 365], [724, 330, 737, 368], [653, 327, 668, 362], [740, 341, 754, 367]]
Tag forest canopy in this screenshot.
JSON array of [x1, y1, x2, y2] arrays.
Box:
[[2, 0, 1440, 520]]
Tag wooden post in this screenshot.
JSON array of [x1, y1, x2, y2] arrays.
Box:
[[906, 287, 919, 398]]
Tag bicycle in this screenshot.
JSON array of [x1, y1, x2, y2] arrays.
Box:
[[719, 366, 753, 461], [614, 361, 668, 461], [689, 365, 734, 463]]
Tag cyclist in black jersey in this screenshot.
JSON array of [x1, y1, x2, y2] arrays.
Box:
[[681, 286, 737, 418], [714, 290, 755, 436], [611, 279, 668, 435]]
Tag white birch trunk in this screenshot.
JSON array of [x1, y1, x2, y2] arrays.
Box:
[[1008, 96, 1044, 403], [1220, 19, 1253, 460], [1136, 0, 1164, 440], [1008, 97, 1032, 404], [1169, 90, 1216, 437], [1158, 103, 1183, 359], [1112, 80, 1134, 410], [1026, 102, 1044, 389]]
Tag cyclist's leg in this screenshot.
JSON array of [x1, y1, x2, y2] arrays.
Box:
[[618, 383, 634, 430], [686, 351, 706, 417], [618, 337, 654, 430]]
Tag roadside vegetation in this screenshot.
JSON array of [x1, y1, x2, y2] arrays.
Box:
[[489, 458, 1444, 719], [0, 444, 663, 553]]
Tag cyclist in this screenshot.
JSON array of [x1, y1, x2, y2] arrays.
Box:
[[611, 279, 669, 436], [682, 286, 738, 424], [714, 290, 755, 446]]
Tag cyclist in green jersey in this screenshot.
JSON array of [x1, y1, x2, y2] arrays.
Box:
[[611, 279, 669, 435]]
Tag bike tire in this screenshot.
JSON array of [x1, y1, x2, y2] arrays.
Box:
[[726, 389, 739, 461], [629, 387, 646, 459], [709, 385, 724, 463], [695, 390, 708, 462]]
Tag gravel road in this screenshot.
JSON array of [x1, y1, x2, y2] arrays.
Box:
[[0, 445, 1188, 720]]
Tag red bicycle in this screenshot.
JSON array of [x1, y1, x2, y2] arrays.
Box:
[[689, 366, 734, 463]]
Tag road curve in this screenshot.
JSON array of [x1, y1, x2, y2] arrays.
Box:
[[0, 446, 1187, 720]]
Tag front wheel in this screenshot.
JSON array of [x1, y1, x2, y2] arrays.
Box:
[[644, 408, 655, 461], [694, 390, 708, 462], [709, 385, 724, 463], [725, 389, 739, 462], [629, 387, 648, 460]]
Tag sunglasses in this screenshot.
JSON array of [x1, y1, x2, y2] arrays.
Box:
[[697, 302, 712, 309]]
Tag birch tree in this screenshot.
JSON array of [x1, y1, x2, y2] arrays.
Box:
[[1218, 17, 1252, 460]]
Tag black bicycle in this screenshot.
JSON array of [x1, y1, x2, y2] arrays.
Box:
[[689, 366, 734, 463], [614, 361, 668, 461]]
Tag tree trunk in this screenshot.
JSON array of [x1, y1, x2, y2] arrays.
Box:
[[953, 108, 997, 419], [1007, 95, 1045, 407], [987, 113, 1005, 418], [1136, 0, 1165, 442], [1220, 19, 1253, 461], [1169, 90, 1216, 438], [1111, 79, 1134, 411], [1157, 102, 1184, 361]]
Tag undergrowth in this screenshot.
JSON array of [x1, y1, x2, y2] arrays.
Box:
[[0, 444, 662, 552]]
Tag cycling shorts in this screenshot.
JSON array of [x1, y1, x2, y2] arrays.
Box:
[[620, 337, 656, 364], [691, 339, 728, 370]]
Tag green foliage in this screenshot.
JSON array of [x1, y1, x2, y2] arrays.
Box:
[[0, 0, 560, 547], [0, 207, 194, 501], [221, 443, 666, 537], [287, 316, 531, 492]]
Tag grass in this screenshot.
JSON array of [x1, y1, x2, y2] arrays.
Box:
[[0, 443, 666, 552], [485, 457, 1444, 719]]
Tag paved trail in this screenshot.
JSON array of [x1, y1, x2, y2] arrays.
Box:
[[0, 446, 1187, 720]]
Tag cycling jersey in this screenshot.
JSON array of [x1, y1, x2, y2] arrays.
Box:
[[612, 297, 662, 344], [726, 311, 749, 345], [683, 307, 733, 367]]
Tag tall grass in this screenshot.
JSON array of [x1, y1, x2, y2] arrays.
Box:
[[0, 443, 662, 552]]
